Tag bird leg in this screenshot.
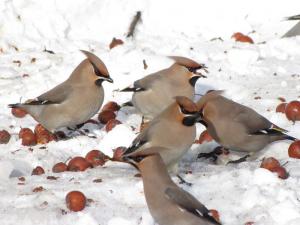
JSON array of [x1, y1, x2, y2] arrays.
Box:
[[197, 146, 229, 162], [139, 116, 150, 132], [227, 154, 250, 164], [177, 174, 192, 186]]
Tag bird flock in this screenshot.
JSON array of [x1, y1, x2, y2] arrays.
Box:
[[9, 47, 298, 225]]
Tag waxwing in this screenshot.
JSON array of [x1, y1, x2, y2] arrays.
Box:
[[196, 91, 296, 161], [9, 50, 113, 132], [120, 56, 206, 120], [125, 151, 221, 225], [123, 96, 201, 173]]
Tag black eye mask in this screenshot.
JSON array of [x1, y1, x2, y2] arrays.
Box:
[[189, 76, 201, 86], [187, 66, 203, 73], [91, 62, 104, 77]]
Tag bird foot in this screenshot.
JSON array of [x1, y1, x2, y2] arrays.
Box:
[[227, 154, 250, 165], [197, 146, 229, 162], [177, 175, 192, 186]]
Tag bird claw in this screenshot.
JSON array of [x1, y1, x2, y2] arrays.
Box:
[[227, 154, 250, 165], [198, 146, 226, 161], [177, 175, 192, 186]]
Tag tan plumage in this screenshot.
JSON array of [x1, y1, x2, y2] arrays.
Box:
[[9, 50, 113, 132], [125, 151, 221, 225], [123, 96, 200, 172], [196, 91, 296, 153], [120, 56, 205, 119]]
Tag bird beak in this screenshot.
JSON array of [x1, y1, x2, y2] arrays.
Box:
[[192, 112, 203, 122], [104, 76, 113, 83]]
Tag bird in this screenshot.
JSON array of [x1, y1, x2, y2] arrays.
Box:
[[196, 91, 297, 162], [9, 50, 113, 133], [120, 56, 206, 120], [122, 96, 201, 174], [283, 14, 300, 38], [124, 150, 221, 225]]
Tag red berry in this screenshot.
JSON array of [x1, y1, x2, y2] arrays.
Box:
[[271, 166, 289, 179], [209, 209, 220, 223], [32, 166, 45, 175], [285, 101, 300, 122], [109, 38, 124, 49], [98, 111, 116, 124], [66, 191, 86, 212], [260, 157, 280, 171], [0, 130, 11, 144], [85, 150, 108, 167], [20, 128, 36, 146], [288, 140, 300, 159], [105, 119, 122, 132], [232, 32, 254, 44], [276, 103, 287, 113], [113, 147, 126, 161], [197, 130, 213, 144], [52, 162, 68, 173], [11, 108, 27, 118], [67, 157, 91, 172]]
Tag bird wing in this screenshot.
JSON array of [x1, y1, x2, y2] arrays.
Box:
[[123, 119, 161, 155], [119, 80, 147, 92], [36, 83, 73, 104], [124, 132, 149, 155], [165, 187, 221, 225], [285, 14, 300, 20], [233, 105, 272, 134]]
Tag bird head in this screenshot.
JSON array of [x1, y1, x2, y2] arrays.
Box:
[[80, 50, 113, 86], [175, 96, 202, 126], [168, 56, 207, 86], [123, 147, 169, 170]]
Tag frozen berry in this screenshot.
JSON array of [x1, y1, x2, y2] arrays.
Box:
[[85, 150, 108, 167], [11, 108, 27, 118], [109, 38, 124, 49], [0, 130, 11, 144], [285, 101, 300, 122], [271, 166, 289, 179], [276, 103, 287, 113], [20, 129, 36, 146], [113, 147, 126, 161], [32, 166, 45, 175], [52, 162, 68, 173], [67, 157, 91, 172], [260, 157, 280, 171], [209, 209, 220, 223], [288, 140, 300, 159], [98, 111, 116, 124], [105, 119, 121, 132], [232, 32, 254, 44], [66, 191, 86, 212], [102, 101, 120, 112]]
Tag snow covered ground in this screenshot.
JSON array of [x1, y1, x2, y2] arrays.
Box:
[[0, 0, 300, 224]]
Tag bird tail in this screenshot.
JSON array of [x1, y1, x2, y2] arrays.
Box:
[[285, 14, 300, 21], [283, 134, 297, 141]]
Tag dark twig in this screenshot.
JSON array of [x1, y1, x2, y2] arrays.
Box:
[[127, 11, 142, 38]]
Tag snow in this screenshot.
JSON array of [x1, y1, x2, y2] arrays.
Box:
[[0, 0, 300, 224]]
